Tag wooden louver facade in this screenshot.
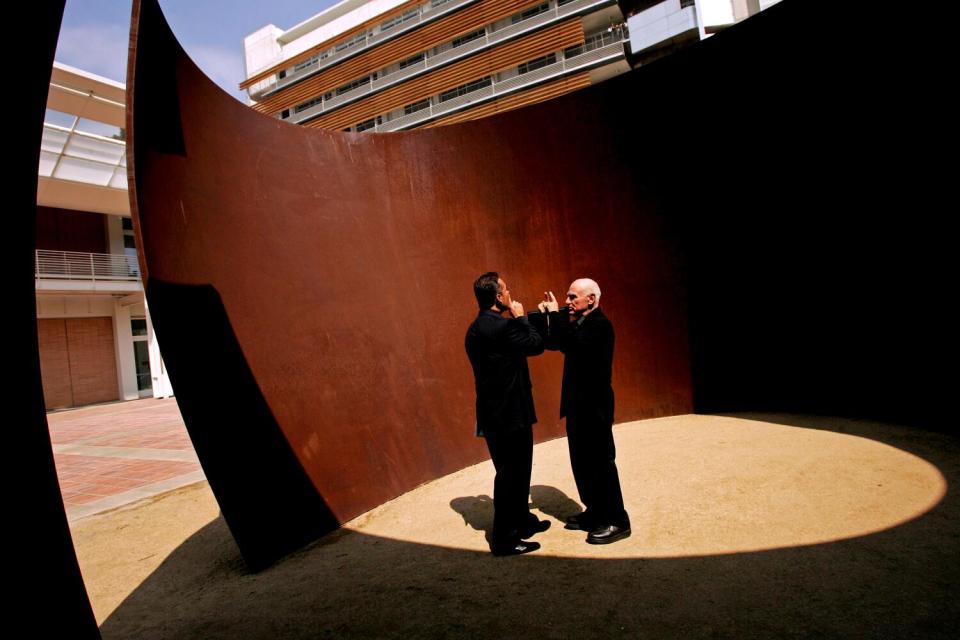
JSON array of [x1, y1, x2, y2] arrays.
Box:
[[246, 0, 623, 131], [303, 18, 584, 131]]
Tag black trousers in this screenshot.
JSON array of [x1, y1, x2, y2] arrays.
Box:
[[566, 415, 629, 528], [484, 425, 538, 547]]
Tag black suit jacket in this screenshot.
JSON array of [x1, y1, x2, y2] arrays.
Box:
[[534, 308, 615, 424], [465, 310, 545, 435]]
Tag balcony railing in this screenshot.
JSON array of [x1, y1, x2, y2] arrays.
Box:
[[377, 40, 625, 131], [265, 0, 480, 97], [287, 0, 616, 124], [36, 250, 141, 282]]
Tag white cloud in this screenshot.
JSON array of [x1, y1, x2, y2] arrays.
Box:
[[55, 23, 129, 83]]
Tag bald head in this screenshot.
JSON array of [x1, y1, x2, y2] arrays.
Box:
[[571, 278, 600, 301], [566, 278, 601, 316]]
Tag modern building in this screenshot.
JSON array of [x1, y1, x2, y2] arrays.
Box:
[[37, 62, 172, 410], [242, 0, 633, 132], [625, 0, 781, 65], [241, 0, 782, 132]]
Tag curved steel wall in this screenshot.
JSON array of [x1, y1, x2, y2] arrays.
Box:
[[128, 0, 690, 568], [128, 0, 952, 571]]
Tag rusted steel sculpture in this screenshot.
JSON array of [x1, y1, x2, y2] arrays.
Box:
[[18, 2, 100, 637], [128, 0, 950, 572], [128, 0, 691, 569]]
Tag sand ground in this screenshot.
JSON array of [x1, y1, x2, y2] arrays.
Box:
[[71, 413, 960, 638]]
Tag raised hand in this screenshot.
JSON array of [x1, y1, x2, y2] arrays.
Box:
[[540, 290, 559, 313]]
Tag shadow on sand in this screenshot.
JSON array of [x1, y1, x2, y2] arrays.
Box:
[[99, 415, 959, 639]]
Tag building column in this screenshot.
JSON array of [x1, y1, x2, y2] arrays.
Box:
[[113, 298, 140, 400], [105, 214, 126, 254], [145, 300, 173, 398]]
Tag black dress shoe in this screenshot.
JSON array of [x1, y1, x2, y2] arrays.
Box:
[[521, 519, 551, 539], [564, 513, 595, 531], [586, 525, 631, 545], [491, 541, 541, 556]]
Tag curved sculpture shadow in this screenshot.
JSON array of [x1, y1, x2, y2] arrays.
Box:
[[128, 0, 952, 572], [93, 416, 958, 638]]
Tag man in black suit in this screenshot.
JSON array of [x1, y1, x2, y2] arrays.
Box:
[[536, 278, 631, 544], [465, 272, 551, 556]]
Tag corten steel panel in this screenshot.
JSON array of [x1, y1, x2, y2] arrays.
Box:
[[129, 0, 955, 573], [129, 0, 690, 568], [16, 0, 101, 636]]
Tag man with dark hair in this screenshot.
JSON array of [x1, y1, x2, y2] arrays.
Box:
[[465, 272, 550, 556], [536, 278, 631, 545]]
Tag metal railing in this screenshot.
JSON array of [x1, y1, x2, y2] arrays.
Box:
[[36, 250, 141, 282], [287, 0, 615, 124], [377, 40, 625, 131], [267, 0, 480, 96]]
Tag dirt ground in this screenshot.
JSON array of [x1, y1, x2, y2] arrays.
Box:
[[71, 413, 960, 639]]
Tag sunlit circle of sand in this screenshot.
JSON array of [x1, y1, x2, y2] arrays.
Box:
[[345, 414, 946, 558]]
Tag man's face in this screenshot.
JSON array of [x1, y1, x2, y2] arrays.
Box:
[[566, 282, 593, 315], [496, 278, 512, 309]]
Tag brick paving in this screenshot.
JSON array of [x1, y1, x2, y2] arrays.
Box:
[[46, 397, 205, 521]]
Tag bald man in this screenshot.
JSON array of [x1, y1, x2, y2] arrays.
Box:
[[537, 278, 630, 544]]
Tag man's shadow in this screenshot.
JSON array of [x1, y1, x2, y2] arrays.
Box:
[[450, 486, 582, 543], [529, 485, 583, 522], [449, 495, 495, 544]]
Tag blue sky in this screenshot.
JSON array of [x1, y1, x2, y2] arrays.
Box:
[[56, 0, 341, 101]]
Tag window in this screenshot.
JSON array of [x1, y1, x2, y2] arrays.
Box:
[[439, 76, 492, 102], [518, 53, 556, 74], [131, 318, 148, 337], [355, 116, 382, 132], [452, 29, 485, 48], [131, 318, 151, 394], [335, 31, 367, 53], [381, 8, 419, 32], [399, 53, 425, 69], [336, 76, 370, 96], [565, 30, 617, 59], [120, 217, 137, 258], [294, 56, 318, 72], [511, 3, 549, 24], [294, 96, 323, 113], [430, 0, 452, 8], [404, 99, 431, 115]]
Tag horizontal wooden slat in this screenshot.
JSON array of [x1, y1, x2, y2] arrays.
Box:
[[303, 18, 583, 131], [252, 0, 547, 114], [423, 70, 590, 126], [241, 0, 423, 89]]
